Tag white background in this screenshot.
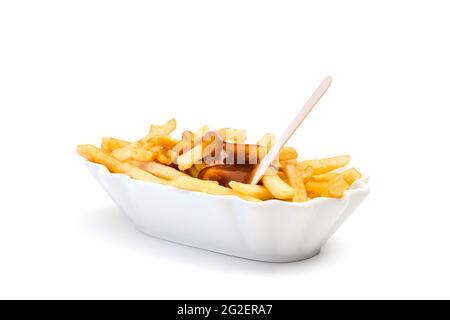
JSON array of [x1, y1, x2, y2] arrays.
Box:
[[1, 1, 449, 299]]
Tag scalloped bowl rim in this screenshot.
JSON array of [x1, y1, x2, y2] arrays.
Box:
[[85, 160, 370, 207]]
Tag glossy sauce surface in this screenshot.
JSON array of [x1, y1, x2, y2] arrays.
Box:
[[198, 164, 256, 186]]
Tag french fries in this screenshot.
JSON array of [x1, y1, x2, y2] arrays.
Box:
[[170, 176, 234, 196], [305, 180, 328, 197], [148, 118, 177, 138], [130, 160, 187, 180], [147, 135, 180, 149], [342, 167, 362, 185], [306, 168, 362, 199], [321, 175, 349, 198], [311, 172, 339, 182], [111, 145, 134, 161], [131, 148, 157, 162], [279, 147, 298, 161], [77, 145, 167, 184], [300, 166, 314, 183], [228, 181, 274, 201], [176, 141, 212, 171], [173, 125, 209, 156], [257, 133, 276, 148], [262, 174, 295, 200], [218, 128, 247, 143], [156, 149, 173, 165], [299, 155, 350, 175], [112, 119, 177, 161], [170, 176, 260, 201], [78, 119, 363, 202], [277, 171, 289, 183], [282, 160, 308, 202], [101, 137, 130, 153]]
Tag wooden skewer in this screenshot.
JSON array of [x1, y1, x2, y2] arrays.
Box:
[[248, 76, 333, 185]]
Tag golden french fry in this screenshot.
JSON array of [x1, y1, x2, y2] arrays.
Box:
[[111, 119, 177, 161], [280, 161, 313, 181], [147, 135, 180, 149], [130, 160, 187, 180], [182, 126, 209, 148], [305, 180, 329, 197], [218, 128, 247, 143], [228, 181, 274, 201], [101, 137, 130, 153], [135, 119, 178, 147], [162, 118, 177, 133], [301, 166, 314, 183], [170, 176, 236, 196], [172, 135, 193, 156], [236, 194, 262, 202], [171, 176, 259, 201], [77, 144, 167, 184], [156, 149, 173, 165], [321, 175, 349, 198], [282, 161, 308, 202], [311, 172, 340, 182], [262, 174, 295, 200], [257, 133, 276, 148], [299, 155, 350, 175], [177, 143, 203, 170], [176, 139, 215, 171], [277, 171, 289, 183], [172, 127, 206, 156], [342, 167, 362, 185], [139, 143, 163, 156], [112, 145, 134, 161], [170, 125, 212, 162], [182, 130, 196, 143], [148, 118, 177, 137], [238, 144, 296, 164], [166, 149, 178, 163], [279, 147, 298, 161], [131, 148, 157, 162]]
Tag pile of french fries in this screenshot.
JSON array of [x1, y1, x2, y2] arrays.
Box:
[[77, 119, 362, 202]]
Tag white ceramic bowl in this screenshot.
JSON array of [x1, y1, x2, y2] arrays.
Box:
[[85, 161, 370, 262]]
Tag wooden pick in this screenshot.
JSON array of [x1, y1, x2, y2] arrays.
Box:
[[249, 76, 333, 185]]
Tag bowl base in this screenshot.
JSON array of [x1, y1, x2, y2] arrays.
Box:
[[135, 226, 321, 263]]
